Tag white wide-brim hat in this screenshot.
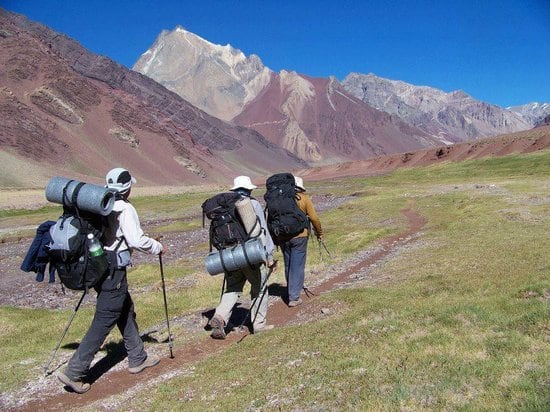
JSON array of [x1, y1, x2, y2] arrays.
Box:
[[294, 176, 305, 191], [230, 175, 257, 191]]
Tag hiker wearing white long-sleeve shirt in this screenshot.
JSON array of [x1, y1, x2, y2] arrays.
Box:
[[58, 168, 163, 394]]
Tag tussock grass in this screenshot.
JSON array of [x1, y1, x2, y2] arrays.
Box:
[[1, 149, 549, 409]]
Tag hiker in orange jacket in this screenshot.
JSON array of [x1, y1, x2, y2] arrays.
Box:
[[281, 176, 323, 307]]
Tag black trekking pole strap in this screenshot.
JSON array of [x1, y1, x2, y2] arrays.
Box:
[[158, 252, 174, 359], [44, 290, 87, 375]]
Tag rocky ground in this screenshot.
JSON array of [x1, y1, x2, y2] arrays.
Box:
[[0, 192, 348, 309]]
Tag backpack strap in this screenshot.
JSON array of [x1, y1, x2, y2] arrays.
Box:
[[240, 241, 254, 269], [219, 249, 229, 274], [114, 236, 126, 252], [61, 180, 85, 209], [247, 216, 261, 239]]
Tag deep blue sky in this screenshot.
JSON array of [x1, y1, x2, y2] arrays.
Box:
[[3, 0, 549, 107]]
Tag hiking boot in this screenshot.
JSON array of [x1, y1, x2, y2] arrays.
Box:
[[128, 355, 160, 374], [57, 371, 90, 394], [253, 324, 274, 334], [210, 314, 226, 340], [288, 298, 303, 307]]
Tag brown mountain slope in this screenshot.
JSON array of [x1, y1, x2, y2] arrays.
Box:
[[294, 126, 550, 182], [234, 72, 442, 165], [0, 9, 305, 188]]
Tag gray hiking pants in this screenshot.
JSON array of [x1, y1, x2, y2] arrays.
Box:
[[64, 267, 147, 381], [214, 263, 270, 329]]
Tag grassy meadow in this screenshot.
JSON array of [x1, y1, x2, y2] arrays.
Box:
[[1, 150, 549, 410]]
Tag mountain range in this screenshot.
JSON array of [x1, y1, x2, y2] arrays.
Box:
[[134, 26, 549, 164], [1, 10, 548, 189]]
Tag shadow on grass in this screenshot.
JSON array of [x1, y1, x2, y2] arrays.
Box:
[[58, 328, 161, 386], [269, 282, 288, 303]]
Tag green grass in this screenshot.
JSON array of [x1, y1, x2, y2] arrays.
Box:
[[1, 149, 549, 409]]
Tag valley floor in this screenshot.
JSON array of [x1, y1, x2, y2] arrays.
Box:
[[1, 200, 425, 411]]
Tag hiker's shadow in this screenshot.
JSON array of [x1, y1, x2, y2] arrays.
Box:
[[86, 342, 128, 384], [268, 282, 288, 303], [60, 330, 160, 385]]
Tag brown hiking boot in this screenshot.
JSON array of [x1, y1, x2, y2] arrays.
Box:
[[210, 314, 226, 339], [128, 355, 160, 374], [57, 371, 90, 394]]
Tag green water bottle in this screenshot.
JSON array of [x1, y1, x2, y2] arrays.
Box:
[[87, 233, 104, 257]]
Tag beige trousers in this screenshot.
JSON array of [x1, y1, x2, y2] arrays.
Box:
[[214, 263, 270, 329]]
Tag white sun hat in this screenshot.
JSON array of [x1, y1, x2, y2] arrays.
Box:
[[230, 175, 257, 191], [105, 167, 136, 193], [294, 176, 305, 191]]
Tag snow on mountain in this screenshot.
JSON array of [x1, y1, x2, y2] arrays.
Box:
[[507, 102, 550, 126]]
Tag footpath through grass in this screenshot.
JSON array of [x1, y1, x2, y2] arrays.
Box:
[[140, 151, 549, 411], [0, 150, 549, 410]]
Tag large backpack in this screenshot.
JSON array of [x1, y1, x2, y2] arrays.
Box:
[[47, 206, 109, 291], [264, 173, 309, 244], [202, 192, 250, 251]]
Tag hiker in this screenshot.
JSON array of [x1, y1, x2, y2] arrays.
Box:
[[209, 176, 276, 339], [57, 168, 164, 394], [280, 176, 323, 307]]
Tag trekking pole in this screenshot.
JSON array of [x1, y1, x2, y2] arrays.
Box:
[[158, 252, 174, 359], [319, 238, 332, 260], [250, 260, 277, 329], [303, 286, 317, 298], [238, 260, 277, 334], [44, 290, 87, 375]]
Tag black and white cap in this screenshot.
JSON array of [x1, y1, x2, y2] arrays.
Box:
[[105, 167, 136, 193]]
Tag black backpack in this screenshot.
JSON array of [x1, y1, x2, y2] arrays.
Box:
[[47, 206, 109, 291], [264, 173, 309, 244], [202, 192, 250, 251]]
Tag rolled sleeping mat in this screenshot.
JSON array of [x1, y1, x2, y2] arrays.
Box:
[[204, 237, 267, 276], [235, 197, 261, 238], [45, 176, 115, 216]]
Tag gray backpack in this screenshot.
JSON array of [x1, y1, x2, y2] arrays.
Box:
[[47, 208, 108, 291]]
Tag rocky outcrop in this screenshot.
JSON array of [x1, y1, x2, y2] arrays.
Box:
[[508, 102, 550, 126], [234, 74, 441, 164], [0, 87, 66, 161], [134, 26, 272, 121]]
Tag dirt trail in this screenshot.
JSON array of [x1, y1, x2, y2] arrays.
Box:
[[13, 206, 426, 411]]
